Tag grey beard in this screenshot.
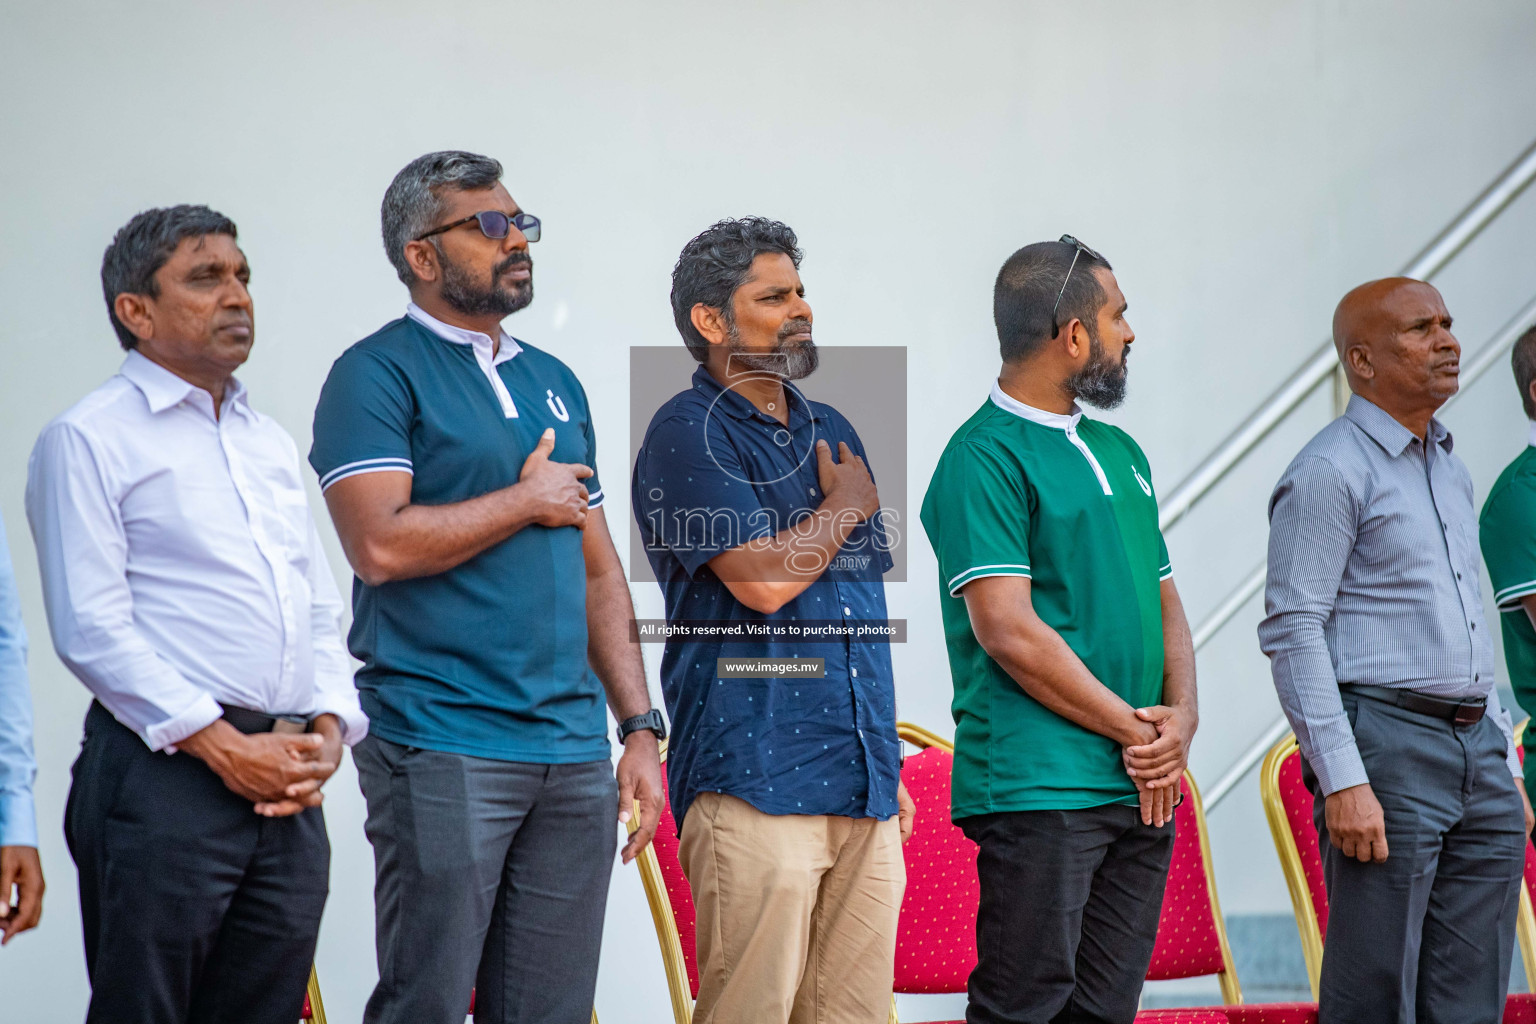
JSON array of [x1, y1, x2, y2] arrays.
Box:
[[726, 324, 819, 380], [1064, 333, 1128, 410], [438, 248, 533, 318]]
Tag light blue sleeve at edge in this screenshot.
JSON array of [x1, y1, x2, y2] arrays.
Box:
[[0, 511, 37, 848]]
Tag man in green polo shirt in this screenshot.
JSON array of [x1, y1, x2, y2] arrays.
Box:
[[920, 236, 1198, 1024], [1480, 324, 1536, 821]]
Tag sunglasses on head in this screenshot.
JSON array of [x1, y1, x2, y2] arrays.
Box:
[[1050, 234, 1104, 338], [415, 210, 541, 244]]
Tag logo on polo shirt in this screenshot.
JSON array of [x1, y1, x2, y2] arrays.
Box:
[[546, 389, 570, 422], [1133, 465, 1152, 496]]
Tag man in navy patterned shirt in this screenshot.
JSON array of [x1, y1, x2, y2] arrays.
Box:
[[633, 218, 912, 1024]]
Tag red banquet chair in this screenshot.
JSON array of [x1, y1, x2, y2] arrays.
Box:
[[1515, 722, 1536, 990], [894, 722, 1317, 1024], [1260, 732, 1536, 1023]]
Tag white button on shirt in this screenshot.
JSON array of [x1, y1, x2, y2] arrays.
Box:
[[26, 351, 367, 751]]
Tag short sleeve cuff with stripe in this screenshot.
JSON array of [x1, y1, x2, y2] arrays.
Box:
[[947, 563, 1031, 597], [924, 441, 1033, 599], [319, 456, 414, 492], [310, 348, 419, 497]]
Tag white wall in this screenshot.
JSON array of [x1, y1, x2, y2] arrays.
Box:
[[2, 1, 1535, 1019]]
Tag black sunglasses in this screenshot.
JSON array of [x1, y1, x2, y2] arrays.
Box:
[[415, 210, 541, 244], [1050, 234, 1104, 338]]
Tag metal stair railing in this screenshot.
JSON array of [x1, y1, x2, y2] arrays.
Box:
[[1150, 137, 1536, 812], [1158, 138, 1536, 535]]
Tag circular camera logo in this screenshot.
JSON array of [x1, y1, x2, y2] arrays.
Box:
[[701, 358, 819, 486]]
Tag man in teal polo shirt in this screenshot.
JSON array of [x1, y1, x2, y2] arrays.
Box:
[[1481, 324, 1536, 820], [309, 151, 663, 1024], [920, 237, 1198, 1023]]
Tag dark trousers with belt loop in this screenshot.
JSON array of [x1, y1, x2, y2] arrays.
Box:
[[1303, 689, 1525, 1024], [66, 701, 330, 1024]]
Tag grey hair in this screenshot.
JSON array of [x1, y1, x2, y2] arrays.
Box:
[[381, 150, 504, 285], [101, 204, 239, 350]]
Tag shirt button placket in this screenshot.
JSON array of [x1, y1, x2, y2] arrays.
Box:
[[225, 420, 297, 693]]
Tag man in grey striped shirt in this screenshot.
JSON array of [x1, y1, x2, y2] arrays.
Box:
[[1260, 277, 1532, 1024]]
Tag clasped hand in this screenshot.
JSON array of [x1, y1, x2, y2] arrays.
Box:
[[180, 715, 344, 818], [1123, 704, 1196, 828]]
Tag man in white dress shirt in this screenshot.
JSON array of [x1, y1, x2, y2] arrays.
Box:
[[26, 205, 367, 1024]]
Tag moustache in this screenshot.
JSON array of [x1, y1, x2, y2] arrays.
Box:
[[494, 253, 533, 278], [778, 318, 813, 343]]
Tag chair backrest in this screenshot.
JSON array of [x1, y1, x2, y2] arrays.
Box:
[[630, 745, 702, 1024], [1259, 734, 1327, 999], [1515, 728, 1536, 910], [892, 743, 979, 993], [1264, 728, 1536, 1004], [649, 773, 700, 994], [892, 724, 1241, 1004], [1513, 732, 1536, 989], [1145, 774, 1241, 1004]]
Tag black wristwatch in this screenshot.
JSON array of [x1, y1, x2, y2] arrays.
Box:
[[616, 708, 667, 745]]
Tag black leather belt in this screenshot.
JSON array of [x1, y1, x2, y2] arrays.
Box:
[[219, 703, 312, 735], [1341, 684, 1487, 726]]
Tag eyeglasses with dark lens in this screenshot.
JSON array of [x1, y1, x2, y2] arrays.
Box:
[[414, 210, 541, 244], [1050, 233, 1104, 338]]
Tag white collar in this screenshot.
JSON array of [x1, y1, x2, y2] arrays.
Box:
[[406, 302, 523, 364], [120, 349, 250, 419], [989, 380, 1082, 430], [1528, 420, 1536, 449]]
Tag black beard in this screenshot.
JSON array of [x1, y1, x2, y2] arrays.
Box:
[[1064, 329, 1128, 410], [726, 318, 819, 380], [438, 247, 533, 318]]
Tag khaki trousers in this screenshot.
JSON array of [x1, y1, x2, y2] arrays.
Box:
[[678, 792, 905, 1024]]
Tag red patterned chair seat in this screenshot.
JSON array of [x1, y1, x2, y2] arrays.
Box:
[[1223, 1005, 1321, 1024]]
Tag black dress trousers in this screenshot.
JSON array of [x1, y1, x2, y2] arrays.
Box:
[[66, 701, 330, 1024]]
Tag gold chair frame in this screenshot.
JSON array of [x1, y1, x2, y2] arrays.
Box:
[[304, 964, 327, 1024], [1259, 729, 1536, 1000]]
